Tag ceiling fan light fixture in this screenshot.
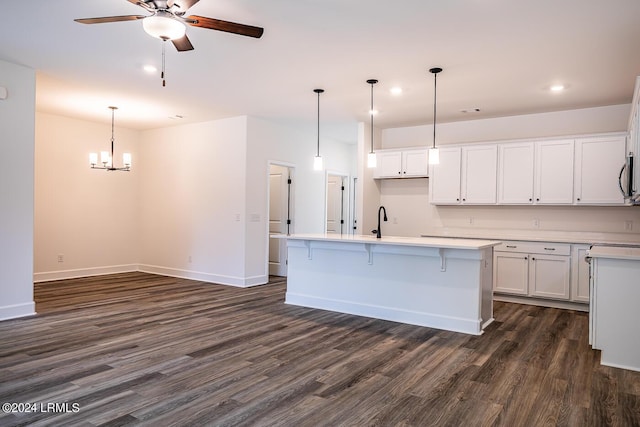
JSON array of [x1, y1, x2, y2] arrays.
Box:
[[143, 12, 186, 40]]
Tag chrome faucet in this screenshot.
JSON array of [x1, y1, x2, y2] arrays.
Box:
[[372, 206, 388, 239]]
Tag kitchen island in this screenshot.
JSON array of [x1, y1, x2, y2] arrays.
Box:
[[279, 234, 500, 335]]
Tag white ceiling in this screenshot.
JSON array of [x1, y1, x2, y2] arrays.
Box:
[[1, 0, 639, 142]]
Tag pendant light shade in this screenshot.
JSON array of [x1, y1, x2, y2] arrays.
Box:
[[428, 67, 442, 165], [367, 79, 378, 168], [313, 89, 324, 171], [89, 106, 131, 171]]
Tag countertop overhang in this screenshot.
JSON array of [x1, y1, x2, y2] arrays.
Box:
[[587, 245, 640, 260], [274, 233, 501, 250]]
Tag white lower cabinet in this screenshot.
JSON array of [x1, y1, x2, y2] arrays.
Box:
[[493, 241, 571, 300], [570, 244, 591, 303]]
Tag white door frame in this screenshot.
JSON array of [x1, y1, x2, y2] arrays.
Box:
[[266, 161, 296, 277]]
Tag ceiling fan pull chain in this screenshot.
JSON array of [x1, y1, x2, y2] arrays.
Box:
[[161, 40, 166, 87]]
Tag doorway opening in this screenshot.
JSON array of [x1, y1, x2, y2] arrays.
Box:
[[268, 163, 294, 277], [325, 172, 350, 235]]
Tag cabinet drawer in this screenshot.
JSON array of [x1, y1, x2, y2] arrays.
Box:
[[495, 241, 570, 255]]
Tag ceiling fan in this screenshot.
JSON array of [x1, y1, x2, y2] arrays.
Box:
[[75, 0, 264, 52]]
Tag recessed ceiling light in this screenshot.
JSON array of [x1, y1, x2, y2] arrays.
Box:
[[390, 87, 402, 95], [168, 114, 184, 120], [143, 65, 157, 73], [550, 84, 565, 92], [460, 108, 481, 113]]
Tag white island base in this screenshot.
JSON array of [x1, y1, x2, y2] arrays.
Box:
[[282, 235, 500, 335]]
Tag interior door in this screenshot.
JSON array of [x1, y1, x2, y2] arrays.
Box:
[[326, 174, 346, 234], [269, 165, 291, 276]]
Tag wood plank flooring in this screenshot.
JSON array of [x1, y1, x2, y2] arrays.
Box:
[[1, 272, 639, 426]]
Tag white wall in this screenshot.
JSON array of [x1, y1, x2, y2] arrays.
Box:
[[0, 60, 35, 319], [34, 113, 140, 281], [246, 116, 356, 280], [137, 117, 249, 285], [375, 104, 640, 243]]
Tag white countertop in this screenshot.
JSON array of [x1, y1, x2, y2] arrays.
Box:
[[587, 245, 640, 260], [275, 233, 501, 250], [420, 230, 640, 246]]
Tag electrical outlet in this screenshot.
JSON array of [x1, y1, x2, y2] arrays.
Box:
[[469, 217, 474, 225], [624, 220, 633, 231], [57, 254, 64, 263], [533, 218, 540, 229], [392, 217, 398, 224]]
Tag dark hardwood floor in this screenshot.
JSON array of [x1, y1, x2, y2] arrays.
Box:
[[1, 272, 639, 426]]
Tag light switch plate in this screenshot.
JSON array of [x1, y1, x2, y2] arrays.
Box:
[[0, 86, 7, 100]]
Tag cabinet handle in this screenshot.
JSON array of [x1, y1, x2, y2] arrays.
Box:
[[532, 257, 536, 261], [536, 198, 540, 201], [403, 171, 406, 174], [506, 245, 517, 248], [529, 198, 532, 202], [524, 256, 528, 260], [462, 198, 466, 201], [398, 171, 401, 175], [544, 247, 556, 251], [456, 198, 460, 201], [577, 198, 581, 201]]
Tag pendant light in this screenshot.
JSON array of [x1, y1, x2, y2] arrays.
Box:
[[428, 67, 442, 165], [89, 106, 131, 171], [313, 88, 324, 171], [367, 79, 378, 168]]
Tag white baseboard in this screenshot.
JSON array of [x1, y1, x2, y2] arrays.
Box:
[[493, 294, 589, 312], [138, 264, 268, 288], [0, 302, 36, 321], [34, 264, 139, 283]]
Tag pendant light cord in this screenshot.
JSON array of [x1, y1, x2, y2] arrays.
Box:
[[110, 106, 116, 163], [317, 91, 320, 157], [370, 82, 374, 154], [433, 72, 437, 149], [367, 79, 378, 154]]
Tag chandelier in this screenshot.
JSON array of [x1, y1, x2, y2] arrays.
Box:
[[89, 106, 131, 171]]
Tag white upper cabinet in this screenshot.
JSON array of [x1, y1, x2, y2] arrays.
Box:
[[534, 139, 574, 204], [374, 151, 403, 178], [430, 145, 497, 205], [498, 142, 535, 204], [461, 144, 497, 204], [574, 135, 626, 205], [429, 147, 462, 204], [497, 139, 574, 204], [373, 148, 428, 179]]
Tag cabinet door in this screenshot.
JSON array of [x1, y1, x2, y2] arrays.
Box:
[[574, 136, 626, 205], [429, 147, 462, 204], [528, 254, 570, 299], [498, 142, 534, 204], [535, 139, 574, 204], [402, 149, 429, 177], [461, 144, 497, 204], [571, 245, 590, 303], [374, 151, 402, 178], [493, 251, 529, 295]]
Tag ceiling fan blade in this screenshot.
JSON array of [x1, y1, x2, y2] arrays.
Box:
[[186, 15, 264, 38], [169, 0, 200, 13], [172, 34, 194, 51], [75, 15, 145, 24]]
